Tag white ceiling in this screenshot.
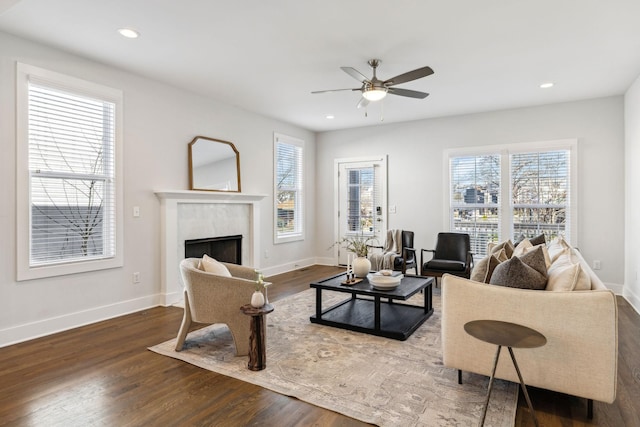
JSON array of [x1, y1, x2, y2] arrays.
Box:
[[2, 0, 640, 132]]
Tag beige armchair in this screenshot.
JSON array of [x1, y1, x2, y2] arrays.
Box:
[[175, 258, 261, 356]]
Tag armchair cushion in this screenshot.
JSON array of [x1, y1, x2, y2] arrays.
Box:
[[425, 259, 467, 271]]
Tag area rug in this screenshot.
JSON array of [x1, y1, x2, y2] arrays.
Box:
[[150, 289, 517, 426]]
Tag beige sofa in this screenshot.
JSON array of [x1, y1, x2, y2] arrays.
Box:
[[441, 243, 618, 414]]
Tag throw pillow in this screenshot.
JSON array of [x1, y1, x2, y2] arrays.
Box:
[[470, 254, 502, 283], [529, 233, 546, 246], [549, 249, 573, 270], [547, 236, 571, 261], [523, 244, 552, 269], [513, 239, 533, 257], [470, 255, 491, 282], [201, 254, 232, 277], [494, 248, 509, 262], [546, 262, 591, 291], [518, 245, 548, 277], [513, 234, 527, 246], [489, 256, 547, 290], [489, 240, 514, 259]]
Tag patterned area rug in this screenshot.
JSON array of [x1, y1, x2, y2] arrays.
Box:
[[149, 288, 517, 426]]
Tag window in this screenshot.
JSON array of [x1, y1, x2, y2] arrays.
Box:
[[274, 133, 304, 243], [449, 154, 501, 256], [447, 140, 576, 257], [17, 63, 123, 280]]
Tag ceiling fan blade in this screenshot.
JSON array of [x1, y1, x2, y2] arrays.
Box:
[[356, 97, 369, 109], [387, 87, 429, 99], [384, 66, 434, 86], [341, 66, 370, 84], [311, 88, 361, 94]]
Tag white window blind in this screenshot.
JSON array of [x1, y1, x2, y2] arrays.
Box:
[[28, 81, 116, 264], [274, 133, 304, 243], [449, 154, 501, 256], [16, 63, 123, 280], [511, 150, 570, 242]]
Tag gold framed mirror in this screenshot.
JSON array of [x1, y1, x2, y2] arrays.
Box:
[[188, 136, 241, 192]]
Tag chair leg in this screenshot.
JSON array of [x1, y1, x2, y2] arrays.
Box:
[[458, 369, 462, 384], [175, 291, 192, 351], [227, 316, 252, 356], [587, 399, 593, 419]]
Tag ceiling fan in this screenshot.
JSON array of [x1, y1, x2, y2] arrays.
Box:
[[312, 59, 434, 109]]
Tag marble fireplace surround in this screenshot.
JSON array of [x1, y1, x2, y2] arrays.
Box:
[[155, 190, 266, 306]]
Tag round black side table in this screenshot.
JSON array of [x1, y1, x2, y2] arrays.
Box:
[[464, 320, 546, 427]]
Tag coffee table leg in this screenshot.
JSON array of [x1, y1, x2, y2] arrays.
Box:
[[507, 347, 539, 427], [315, 288, 322, 319], [480, 345, 502, 427], [374, 297, 381, 331]]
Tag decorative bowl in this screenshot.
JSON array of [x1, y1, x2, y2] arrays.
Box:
[[367, 273, 403, 290]]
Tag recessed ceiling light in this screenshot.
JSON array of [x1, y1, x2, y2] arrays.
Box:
[[325, 115, 335, 119], [118, 28, 140, 39], [540, 82, 554, 89]]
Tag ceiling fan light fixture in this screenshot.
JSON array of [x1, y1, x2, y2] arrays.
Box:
[[362, 88, 387, 101]]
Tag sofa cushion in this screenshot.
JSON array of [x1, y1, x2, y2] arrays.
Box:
[[201, 254, 232, 277], [489, 255, 547, 290]]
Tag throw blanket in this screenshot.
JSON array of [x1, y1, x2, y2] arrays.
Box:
[[369, 229, 403, 270]]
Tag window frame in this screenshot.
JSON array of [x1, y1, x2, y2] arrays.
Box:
[[16, 63, 124, 281], [273, 132, 304, 244], [444, 139, 578, 257]]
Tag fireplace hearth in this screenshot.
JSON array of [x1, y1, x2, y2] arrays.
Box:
[[185, 235, 242, 265]]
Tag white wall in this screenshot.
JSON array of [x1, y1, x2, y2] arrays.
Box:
[[625, 75, 640, 313], [0, 31, 317, 346], [316, 97, 625, 291]]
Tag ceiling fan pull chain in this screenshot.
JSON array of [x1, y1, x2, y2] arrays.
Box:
[[380, 100, 384, 122]]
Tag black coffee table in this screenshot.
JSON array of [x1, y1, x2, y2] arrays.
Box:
[[309, 272, 434, 340]]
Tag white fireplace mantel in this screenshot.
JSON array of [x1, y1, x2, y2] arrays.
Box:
[[155, 190, 267, 305]]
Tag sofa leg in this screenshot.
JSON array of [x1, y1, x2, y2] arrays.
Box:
[[587, 399, 593, 419], [458, 369, 462, 384]]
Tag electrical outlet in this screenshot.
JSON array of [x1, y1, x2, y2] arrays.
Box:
[[593, 260, 601, 270], [133, 206, 140, 217], [389, 205, 397, 214], [133, 272, 141, 283], [264, 250, 269, 259]]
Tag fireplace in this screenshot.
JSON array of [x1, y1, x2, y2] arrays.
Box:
[[155, 190, 265, 306], [185, 235, 242, 264]]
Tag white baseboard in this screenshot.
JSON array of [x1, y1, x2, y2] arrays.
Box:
[[259, 257, 318, 277], [605, 282, 624, 295], [623, 286, 640, 315], [0, 294, 163, 348]]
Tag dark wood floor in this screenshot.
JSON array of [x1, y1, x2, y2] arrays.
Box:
[[1, 265, 638, 426]]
